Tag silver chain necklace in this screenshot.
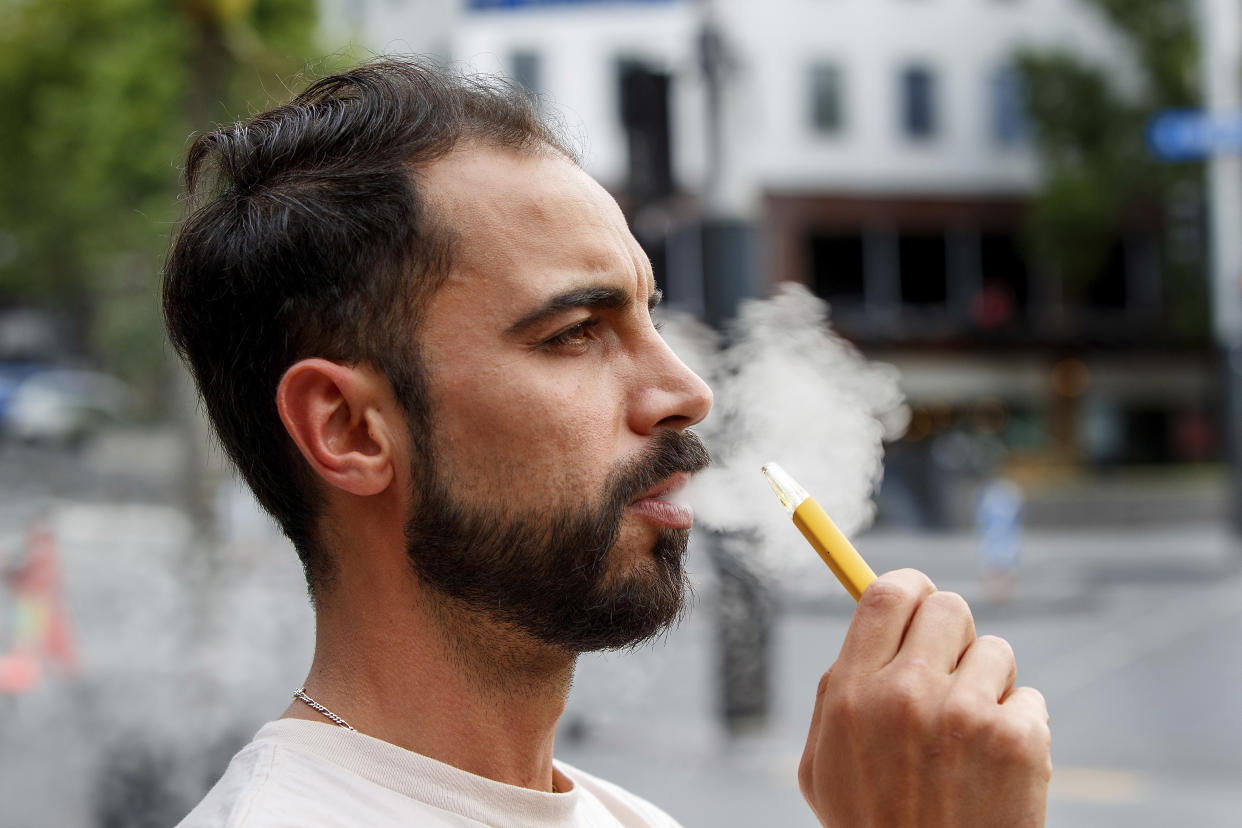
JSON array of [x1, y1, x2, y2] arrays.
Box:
[[293, 687, 357, 732], [293, 687, 565, 793]]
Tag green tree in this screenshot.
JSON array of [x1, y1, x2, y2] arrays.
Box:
[[1016, 0, 1208, 337], [0, 0, 320, 398]]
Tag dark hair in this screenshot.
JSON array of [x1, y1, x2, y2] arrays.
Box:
[[163, 57, 571, 595]]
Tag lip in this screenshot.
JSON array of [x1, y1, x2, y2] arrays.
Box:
[[633, 471, 692, 501], [628, 472, 694, 529]]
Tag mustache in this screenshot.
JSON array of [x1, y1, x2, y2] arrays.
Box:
[[607, 429, 711, 507]]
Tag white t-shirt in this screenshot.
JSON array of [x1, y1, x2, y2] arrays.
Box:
[[177, 719, 683, 828]]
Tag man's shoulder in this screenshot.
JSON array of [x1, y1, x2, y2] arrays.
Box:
[[555, 761, 684, 828], [175, 724, 476, 828], [175, 720, 684, 828], [175, 735, 283, 828]]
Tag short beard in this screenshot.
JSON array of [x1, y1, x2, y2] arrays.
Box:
[[403, 429, 710, 654]]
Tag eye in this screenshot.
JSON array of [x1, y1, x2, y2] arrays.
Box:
[[541, 317, 602, 351]]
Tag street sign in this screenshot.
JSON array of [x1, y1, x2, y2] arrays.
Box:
[[1148, 109, 1242, 160]]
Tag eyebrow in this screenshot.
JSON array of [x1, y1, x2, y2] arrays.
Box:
[[505, 284, 663, 337]]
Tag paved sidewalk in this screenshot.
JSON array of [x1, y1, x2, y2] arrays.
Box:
[[2, 488, 1239, 826]]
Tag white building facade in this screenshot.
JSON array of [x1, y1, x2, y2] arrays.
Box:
[[321, 1, 1215, 484], [327, 0, 1123, 194]]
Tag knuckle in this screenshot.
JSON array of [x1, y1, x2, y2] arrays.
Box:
[[879, 667, 931, 722], [797, 751, 814, 795], [925, 590, 976, 636], [926, 589, 971, 615], [859, 577, 918, 610], [1038, 720, 1053, 753], [977, 634, 1015, 661], [940, 695, 981, 737], [891, 566, 935, 588], [1023, 685, 1049, 716], [988, 714, 1049, 766], [815, 668, 833, 701], [824, 682, 859, 723]]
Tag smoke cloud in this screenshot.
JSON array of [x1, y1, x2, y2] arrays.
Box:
[[660, 283, 908, 580]]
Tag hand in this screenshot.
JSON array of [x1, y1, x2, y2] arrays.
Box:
[[799, 569, 1051, 827]]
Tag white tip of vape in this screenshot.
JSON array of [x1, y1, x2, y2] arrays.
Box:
[[761, 462, 810, 514]]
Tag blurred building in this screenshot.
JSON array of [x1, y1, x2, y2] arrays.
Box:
[[325, 0, 1219, 521]]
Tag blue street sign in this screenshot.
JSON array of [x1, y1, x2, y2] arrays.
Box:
[[1148, 109, 1242, 161]]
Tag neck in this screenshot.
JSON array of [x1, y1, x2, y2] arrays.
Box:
[[284, 575, 576, 793]]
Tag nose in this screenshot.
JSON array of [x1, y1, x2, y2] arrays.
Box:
[[627, 333, 714, 435]]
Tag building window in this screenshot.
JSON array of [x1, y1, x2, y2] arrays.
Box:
[[617, 61, 673, 202], [900, 65, 937, 139], [990, 65, 1028, 145], [809, 231, 865, 306], [510, 50, 541, 96], [898, 231, 948, 305], [808, 63, 845, 134], [975, 231, 1030, 327], [1086, 238, 1129, 309]]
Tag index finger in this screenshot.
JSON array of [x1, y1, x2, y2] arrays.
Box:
[[836, 568, 936, 672]]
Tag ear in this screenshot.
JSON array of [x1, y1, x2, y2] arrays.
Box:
[[276, 359, 398, 497]]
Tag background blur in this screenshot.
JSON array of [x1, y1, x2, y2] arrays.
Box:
[[2, 0, 1241, 826]]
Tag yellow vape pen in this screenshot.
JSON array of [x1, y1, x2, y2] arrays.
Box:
[[761, 462, 877, 601]]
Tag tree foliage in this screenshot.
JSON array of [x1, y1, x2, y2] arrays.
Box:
[[0, 0, 320, 388], [1016, 0, 1207, 336]]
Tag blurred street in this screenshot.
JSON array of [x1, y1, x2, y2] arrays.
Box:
[[3, 2, 1241, 826], [2, 431, 1240, 827], [564, 524, 1242, 828]]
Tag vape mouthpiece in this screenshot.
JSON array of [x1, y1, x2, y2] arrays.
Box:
[[761, 460, 877, 601], [761, 462, 810, 514]]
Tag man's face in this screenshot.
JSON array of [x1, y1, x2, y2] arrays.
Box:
[[402, 145, 714, 652]]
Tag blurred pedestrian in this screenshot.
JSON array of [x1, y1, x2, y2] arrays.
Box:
[[976, 477, 1025, 605], [0, 513, 78, 694]]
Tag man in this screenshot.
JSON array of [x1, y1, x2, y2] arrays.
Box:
[[165, 58, 1051, 826]]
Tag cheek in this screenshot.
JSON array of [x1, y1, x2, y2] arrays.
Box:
[[431, 369, 624, 502]]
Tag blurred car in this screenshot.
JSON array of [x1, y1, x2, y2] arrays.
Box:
[[0, 367, 131, 446], [0, 361, 47, 422]]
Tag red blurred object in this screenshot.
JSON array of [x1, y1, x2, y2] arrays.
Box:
[[0, 650, 40, 694], [970, 283, 1015, 328], [0, 517, 79, 695], [1174, 410, 1219, 462]]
